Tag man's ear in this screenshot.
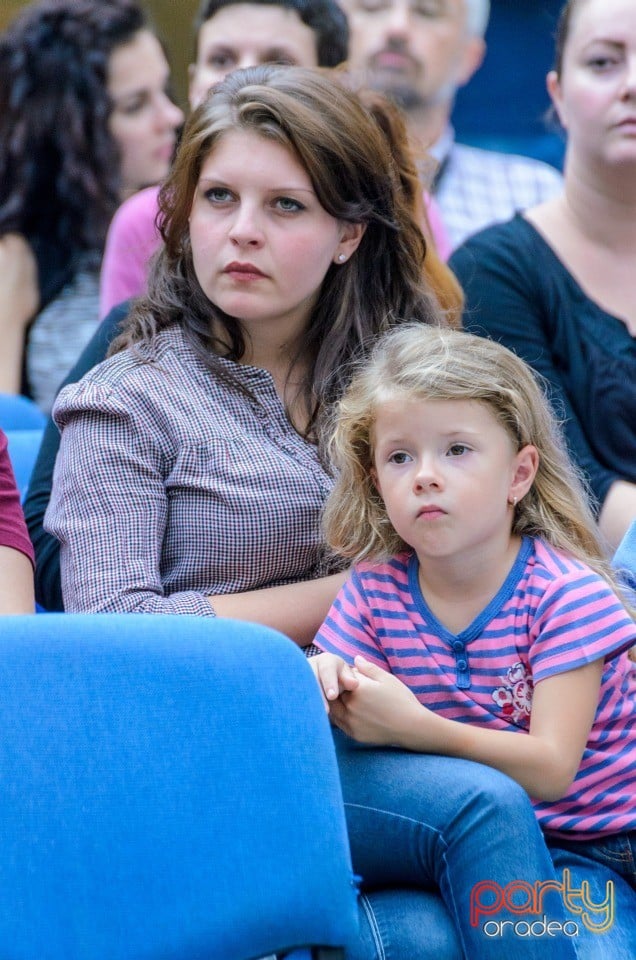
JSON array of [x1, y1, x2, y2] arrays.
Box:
[[509, 445, 539, 505]]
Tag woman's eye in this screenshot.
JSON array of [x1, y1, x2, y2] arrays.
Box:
[[447, 443, 469, 457], [205, 187, 233, 203], [274, 197, 304, 213], [587, 56, 618, 70]]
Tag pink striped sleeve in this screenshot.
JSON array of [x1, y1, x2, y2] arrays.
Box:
[[528, 569, 636, 682], [315, 569, 391, 670]]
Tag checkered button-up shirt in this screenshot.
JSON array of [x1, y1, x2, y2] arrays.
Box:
[[46, 326, 336, 614], [430, 126, 563, 251]]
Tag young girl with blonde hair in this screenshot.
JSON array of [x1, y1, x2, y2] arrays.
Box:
[[313, 324, 635, 959]]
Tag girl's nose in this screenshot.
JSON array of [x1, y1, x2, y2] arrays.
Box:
[[413, 456, 442, 491]]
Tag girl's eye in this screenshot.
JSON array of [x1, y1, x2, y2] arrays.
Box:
[[274, 197, 304, 213], [447, 443, 469, 457], [388, 451, 411, 464], [205, 187, 233, 203]]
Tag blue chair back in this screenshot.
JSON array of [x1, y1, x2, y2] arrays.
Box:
[[0, 614, 358, 960], [5, 428, 44, 500], [0, 393, 46, 431], [613, 521, 636, 606]]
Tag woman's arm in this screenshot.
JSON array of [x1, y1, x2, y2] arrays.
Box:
[[0, 544, 35, 614], [598, 480, 636, 554], [0, 429, 35, 613], [46, 378, 346, 634], [0, 234, 39, 393], [211, 571, 348, 648], [331, 657, 604, 801]]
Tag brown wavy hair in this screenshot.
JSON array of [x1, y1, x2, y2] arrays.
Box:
[[114, 65, 445, 449]]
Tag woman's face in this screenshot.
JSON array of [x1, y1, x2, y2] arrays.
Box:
[[548, 0, 636, 168], [108, 29, 184, 196], [188, 129, 364, 346]]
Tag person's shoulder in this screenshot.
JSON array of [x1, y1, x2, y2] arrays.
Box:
[[108, 185, 161, 239], [52, 326, 188, 421], [353, 552, 412, 587], [449, 213, 538, 275], [525, 538, 613, 598], [452, 142, 562, 185]]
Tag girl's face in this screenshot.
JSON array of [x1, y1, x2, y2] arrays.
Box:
[[188, 129, 364, 347], [371, 396, 537, 570], [108, 29, 184, 196], [548, 0, 636, 168]]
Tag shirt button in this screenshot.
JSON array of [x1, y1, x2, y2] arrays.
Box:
[[452, 640, 465, 653], [456, 659, 468, 672]]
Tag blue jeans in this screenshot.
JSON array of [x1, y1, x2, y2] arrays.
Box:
[[333, 731, 579, 960], [547, 834, 636, 960]]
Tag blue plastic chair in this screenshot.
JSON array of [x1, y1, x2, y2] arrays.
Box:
[[5, 428, 44, 500], [0, 393, 46, 431], [0, 614, 359, 960], [612, 520, 636, 606]]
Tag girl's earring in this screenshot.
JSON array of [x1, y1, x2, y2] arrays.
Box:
[[508, 495, 518, 507], [337, 253, 346, 263]]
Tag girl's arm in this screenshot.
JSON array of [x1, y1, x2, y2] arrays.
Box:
[[331, 656, 604, 802], [0, 234, 39, 393]]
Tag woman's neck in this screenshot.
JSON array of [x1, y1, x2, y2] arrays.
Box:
[[561, 153, 636, 251]]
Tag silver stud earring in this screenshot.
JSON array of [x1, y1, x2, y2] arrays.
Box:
[[509, 496, 518, 507], [337, 253, 346, 263]]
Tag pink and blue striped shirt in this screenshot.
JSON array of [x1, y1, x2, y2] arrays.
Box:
[[315, 537, 636, 840]]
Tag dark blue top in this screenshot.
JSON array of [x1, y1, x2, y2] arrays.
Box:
[[23, 300, 130, 610], [450, 214, 636, 511]]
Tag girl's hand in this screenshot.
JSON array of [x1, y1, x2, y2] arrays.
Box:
[[329, 655, 429, 746], [309, 652, 359, 713]]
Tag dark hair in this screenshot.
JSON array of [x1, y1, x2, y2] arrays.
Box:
[[0, 0, 148, 266], [554, 0, 579, 76], [116, 65, 443, 448], [193, 0, 348, 68]]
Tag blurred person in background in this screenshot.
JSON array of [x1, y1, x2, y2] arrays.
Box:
[[451, 0, 636, 552], [340, 0, 563, 249], [0, 0, 183, 412]]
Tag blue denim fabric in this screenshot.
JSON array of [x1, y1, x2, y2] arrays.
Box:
[[547, 834, 636, 960], [333, 731, 578, 960]]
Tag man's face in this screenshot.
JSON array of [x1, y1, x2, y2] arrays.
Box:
[[188, 3, 319, 109], [341, 0, 483, 111]]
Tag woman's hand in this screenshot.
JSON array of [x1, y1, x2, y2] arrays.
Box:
[[0, 234, 39, 392]]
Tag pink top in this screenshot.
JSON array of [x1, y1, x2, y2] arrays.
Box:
[[316, 537, 636, 840], [424, 192, 451, 261], [0, 430, 35, 564], [99, 185, 162, 318]]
